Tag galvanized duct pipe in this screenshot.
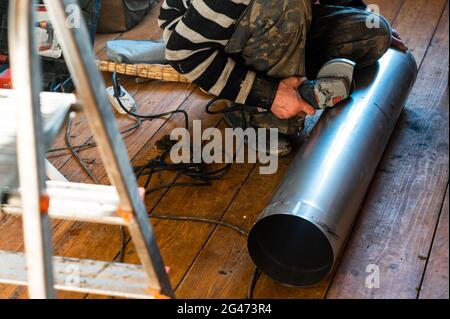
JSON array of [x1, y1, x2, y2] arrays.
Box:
[[247, 49, 417, 287]]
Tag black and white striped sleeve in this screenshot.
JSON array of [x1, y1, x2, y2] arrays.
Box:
[[158, 0, 278, 110]]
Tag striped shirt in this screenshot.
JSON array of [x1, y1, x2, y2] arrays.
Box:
[[158, 0, 367, 109]]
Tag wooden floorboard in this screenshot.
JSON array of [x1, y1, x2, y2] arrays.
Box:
[[0, 0, 447, 299], [419, 187, 449, 299], [326, 0, 449, 299], [373, 0, 405, 22]]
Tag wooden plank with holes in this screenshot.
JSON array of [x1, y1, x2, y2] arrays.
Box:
[[326, 0, 449, 299], [419, 187, 449, 299]]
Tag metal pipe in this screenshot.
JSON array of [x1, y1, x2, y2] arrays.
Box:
[[247, 49, 417, 287]]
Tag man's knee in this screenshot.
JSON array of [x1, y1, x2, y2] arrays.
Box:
[[337, 9, 392, 65], [369, 13, 392, 57]]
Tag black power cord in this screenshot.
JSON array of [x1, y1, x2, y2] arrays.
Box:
[[134, 134, 232, 195], [65, 116, 100, 184], [48, 113, 143, 156], [205, 97, 249, 130], [248, 267, 262, 300], [112, 72, 190, 130]]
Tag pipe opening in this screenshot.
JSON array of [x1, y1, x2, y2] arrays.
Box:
[[248, 214, 334, 287]]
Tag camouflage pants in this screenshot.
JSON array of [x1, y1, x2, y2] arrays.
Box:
[[225, 0, 392, 79]]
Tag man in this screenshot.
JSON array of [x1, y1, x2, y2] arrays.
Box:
[[158, 0, 407, 155]]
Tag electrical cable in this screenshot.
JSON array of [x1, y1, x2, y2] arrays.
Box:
[[65, 115, 101, 184], [205, 97, 248, 130], [205, 97, 242, 115], [48, 112, 142, 155], [150, 215, 248, 236], [247, 267, 262, 300], [118, 226, 127, 263], [112, 72, 190, 130]]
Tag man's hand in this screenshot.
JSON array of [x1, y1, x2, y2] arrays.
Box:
[[391, 29, 408, 52], [271, 76, 316, 119]]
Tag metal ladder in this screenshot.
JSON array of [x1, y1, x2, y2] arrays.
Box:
[[0, 0, 173, 299]]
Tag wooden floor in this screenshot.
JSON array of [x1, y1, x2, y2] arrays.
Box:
[[0, 0, 448, 299]]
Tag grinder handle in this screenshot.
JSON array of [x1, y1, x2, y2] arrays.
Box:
[[298, 80, 320, 110]]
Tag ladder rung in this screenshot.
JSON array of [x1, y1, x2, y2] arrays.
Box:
[[0, 251, 162, 299], [1, 181, 127, 226]]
